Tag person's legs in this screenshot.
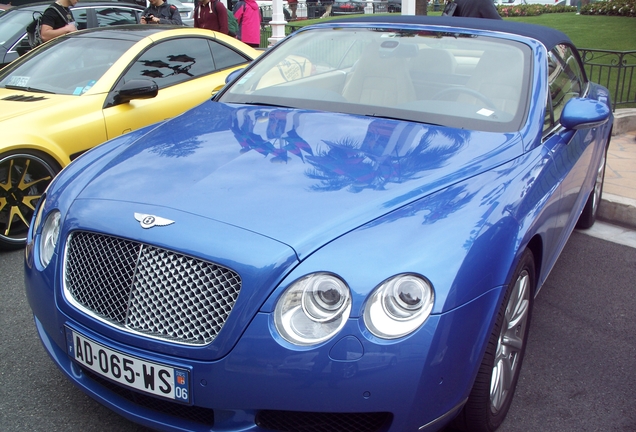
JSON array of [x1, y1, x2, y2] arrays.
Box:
[[321, 4, 332, 18]]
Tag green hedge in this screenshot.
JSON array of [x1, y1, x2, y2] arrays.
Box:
[[580, 0, 636, 16], [496, 4, 577, 17]]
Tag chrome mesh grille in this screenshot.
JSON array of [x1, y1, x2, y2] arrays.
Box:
[[64, 231, 242, 346]]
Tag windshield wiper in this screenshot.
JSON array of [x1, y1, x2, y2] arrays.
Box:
[[4, 84, 55, 94], [367, 112, 443, 127], [244, 101, 295, 109]]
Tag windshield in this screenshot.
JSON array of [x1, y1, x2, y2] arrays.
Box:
[[0, 37, 135, 95], [0, 10, 35, 46], [220, 27, 532, 132]]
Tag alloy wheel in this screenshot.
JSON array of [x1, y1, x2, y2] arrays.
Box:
[[0, 153, 58, 248], [490, 269, 530, 414]]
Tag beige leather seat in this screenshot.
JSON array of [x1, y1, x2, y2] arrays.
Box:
[[408, 48, 458, 99], [460, 49, 524, 115], [409, 48, 457, 76], [342, 42, 417, 107]]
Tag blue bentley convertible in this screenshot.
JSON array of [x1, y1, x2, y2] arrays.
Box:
[[25, 16, 612, 432]]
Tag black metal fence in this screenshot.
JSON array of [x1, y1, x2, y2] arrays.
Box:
[[579, 49, 636, 110]]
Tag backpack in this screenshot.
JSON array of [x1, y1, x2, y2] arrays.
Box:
[[26, 6, 68, 50], [26, 11, 44, 49], [226, 7, 239, 37], [210, 0, 238, 37]]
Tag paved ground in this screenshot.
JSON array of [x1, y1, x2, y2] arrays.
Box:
[[600, 128, 636, 230], [605, 130, 636, 200]]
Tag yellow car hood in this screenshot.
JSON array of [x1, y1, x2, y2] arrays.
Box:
[[0, 87, 110, 166], [0, 88, 72, 122]]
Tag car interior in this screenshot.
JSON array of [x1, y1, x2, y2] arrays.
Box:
[[223, 29, 531, 132]]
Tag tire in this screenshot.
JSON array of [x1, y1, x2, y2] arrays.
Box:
[[0, 150, 61, 250], [576, 144, 608, 229], [452, 249, 535, 432]]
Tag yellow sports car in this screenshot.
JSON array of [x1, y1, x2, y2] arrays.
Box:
[[0, 25, 259, 249]]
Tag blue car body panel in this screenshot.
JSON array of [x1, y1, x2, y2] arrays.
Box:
[[74, 103, 525, 261]]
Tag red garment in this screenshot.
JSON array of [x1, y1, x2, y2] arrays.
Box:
[[194, 0, 229, 35], [233, 0, 260, 46]]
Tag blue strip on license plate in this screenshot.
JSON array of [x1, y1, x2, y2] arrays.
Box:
[[65, 327, 190, 403]]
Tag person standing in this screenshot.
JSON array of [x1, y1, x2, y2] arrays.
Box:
[[452, 0, 502, 19], [287, 0, 297, 20], [233, 0, 260, 48], [40, 0, 78, 42], [194, 0, 229, 34], [140, 0, 183, 25], [321, 0, 333, 18]]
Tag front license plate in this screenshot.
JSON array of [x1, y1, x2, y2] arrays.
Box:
[[65, 327, 190, 403]]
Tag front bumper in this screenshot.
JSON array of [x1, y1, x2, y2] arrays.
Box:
[[28, 281, 502, 432]]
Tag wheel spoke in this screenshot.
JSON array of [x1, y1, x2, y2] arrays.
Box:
[[0, 159, 14, 191], [491, 355, 513, 412], [499, 356, 513, 394], [490, 362, 504, 409], [22, 194, 43, 211], [507, 274, 529, 327], [4, 206, 30, 236], [19, 160, 52, 190], [17, 159, 50, 211]]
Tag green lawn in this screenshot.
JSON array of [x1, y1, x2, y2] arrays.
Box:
[[288, 13, 636, 51], [503, 13, 636, 50]]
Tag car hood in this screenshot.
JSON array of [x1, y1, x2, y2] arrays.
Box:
[[0, 88, 70, 121], [77, 101, 523, 259]]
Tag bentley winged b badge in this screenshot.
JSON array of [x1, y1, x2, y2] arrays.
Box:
[[134, 213, 175, 229]]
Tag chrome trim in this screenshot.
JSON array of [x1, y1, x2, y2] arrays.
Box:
[[62, 231, 241, 346]]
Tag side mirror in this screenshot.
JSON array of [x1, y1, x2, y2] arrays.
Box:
[[114, 79, 158, 104], [560, 97, 610, 130], [225, 68, 244, 85]]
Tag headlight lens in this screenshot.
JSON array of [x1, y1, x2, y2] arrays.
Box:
[[39, 210, 61, 268], [274, 273, 351, 346], [364, 274, 434, 339]]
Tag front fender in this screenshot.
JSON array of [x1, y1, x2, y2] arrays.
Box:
[[1, 134, 70, 168]]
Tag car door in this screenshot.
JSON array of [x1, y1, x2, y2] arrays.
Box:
[[73, 5, 142, 29], [540, 44, 602, 268], [70, 6, 91, 30], [92, 5, 142, 27], [2, 7, 46, 66], [102, 37, 251, 139]]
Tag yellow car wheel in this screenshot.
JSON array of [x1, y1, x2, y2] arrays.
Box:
[[0, 151, 60, 250]]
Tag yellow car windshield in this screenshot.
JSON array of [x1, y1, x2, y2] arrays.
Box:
[[0, 37, 134, 96]]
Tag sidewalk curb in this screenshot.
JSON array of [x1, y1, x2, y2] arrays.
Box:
[[599, 193, 636, 230], [612, 108, 636, 136]]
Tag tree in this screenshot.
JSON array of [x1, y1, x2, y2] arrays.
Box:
[[415, 0, 428, 15]]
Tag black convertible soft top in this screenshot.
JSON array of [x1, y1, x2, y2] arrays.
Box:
[[325, 15, 573, 51]]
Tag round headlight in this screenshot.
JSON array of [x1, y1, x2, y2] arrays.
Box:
[[39, 210, 61, 267], [274, 273, 351, 346], [364, 274, 434, 339], [302, 276, 349, 322]]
